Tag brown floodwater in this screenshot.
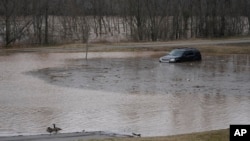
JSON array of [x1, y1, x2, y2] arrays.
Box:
[[0, 52, 250, 137]]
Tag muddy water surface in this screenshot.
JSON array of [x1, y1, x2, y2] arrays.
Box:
[[0, 52, 250, 137]]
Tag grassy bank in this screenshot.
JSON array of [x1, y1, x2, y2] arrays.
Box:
[[2, 38, 250, 54], [197, 44, 250, 54], [110, 44, 250, 54], [79, 129, 229, 141]]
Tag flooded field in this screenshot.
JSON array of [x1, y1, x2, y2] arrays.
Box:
[[0, 52, 250, 137]]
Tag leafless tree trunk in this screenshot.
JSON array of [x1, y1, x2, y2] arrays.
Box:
[[44, 0, 49, 45]]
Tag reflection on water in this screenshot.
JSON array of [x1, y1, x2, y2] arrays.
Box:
[[0, 52, 250, 137]]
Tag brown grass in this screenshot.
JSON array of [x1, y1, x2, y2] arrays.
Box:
[[80, 41, 250, 54], [197, 45, 250, 54], [2, 39, 250, 54]]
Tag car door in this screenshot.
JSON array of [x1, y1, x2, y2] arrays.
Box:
[[183, 51, 194, 61]]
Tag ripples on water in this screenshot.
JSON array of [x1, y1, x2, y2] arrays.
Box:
[[0, 52, 250, 137]]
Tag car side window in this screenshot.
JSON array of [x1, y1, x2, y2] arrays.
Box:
[[184, 51, 194, 56]]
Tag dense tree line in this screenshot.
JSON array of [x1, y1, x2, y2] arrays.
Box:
[[0, 0, 250, 47]]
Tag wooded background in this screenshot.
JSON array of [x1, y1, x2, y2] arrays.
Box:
[[1, 0, 250, 47]]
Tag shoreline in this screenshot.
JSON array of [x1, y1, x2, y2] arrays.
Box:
[[0, 131, 134, 141], [1, 37, 250, 54], [0, 129, 229, 141]]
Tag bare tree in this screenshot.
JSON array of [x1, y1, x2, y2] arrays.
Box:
[[0, 0, 32, 47], [1, 0, 250, 47], [31, 0, 51, 45]]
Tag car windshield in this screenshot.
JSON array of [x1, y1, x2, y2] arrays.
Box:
[[169, 50, 184, 56]]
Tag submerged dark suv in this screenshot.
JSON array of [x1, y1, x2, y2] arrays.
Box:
[[159, 48, 202, 63]]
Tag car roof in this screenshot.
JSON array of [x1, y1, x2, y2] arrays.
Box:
[[174, 48, 199, 52]]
